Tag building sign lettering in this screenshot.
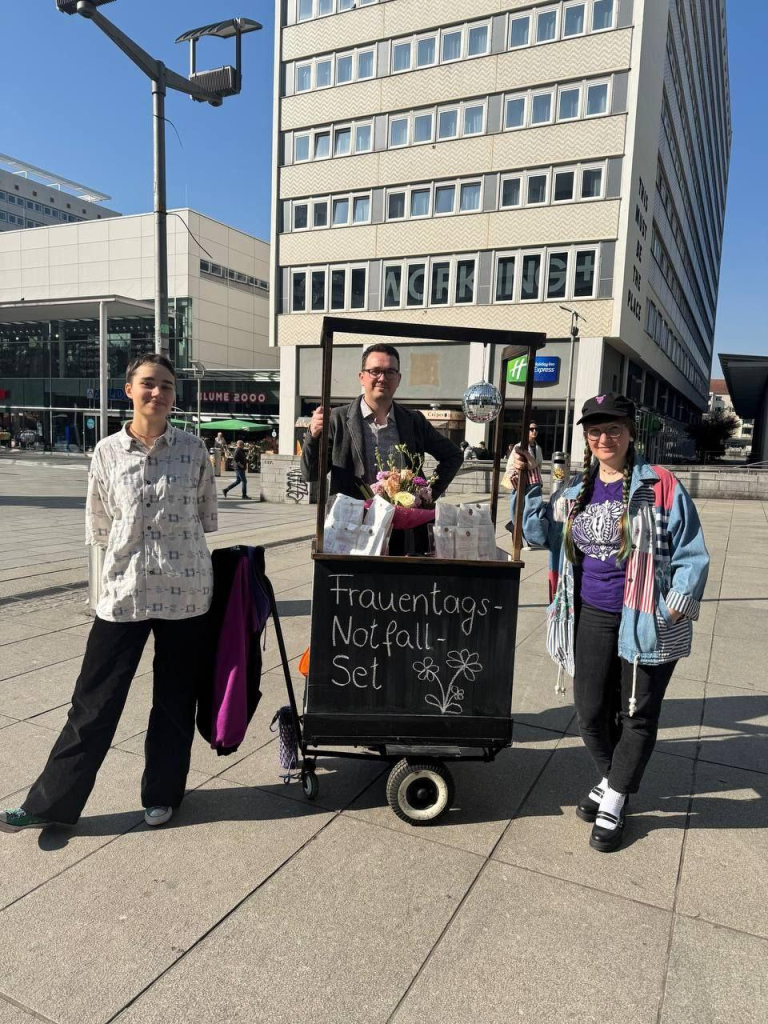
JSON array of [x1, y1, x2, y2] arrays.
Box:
[[201, 391, 268, 405], [627, 175, 648, 323]]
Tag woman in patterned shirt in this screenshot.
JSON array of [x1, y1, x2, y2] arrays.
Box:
[[1, 353, 218, 834]]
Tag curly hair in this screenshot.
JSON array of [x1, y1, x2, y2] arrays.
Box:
[[563, 438, 636, 565]]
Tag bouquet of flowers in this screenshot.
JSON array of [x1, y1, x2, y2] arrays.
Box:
[[361, 444, 437, 509]]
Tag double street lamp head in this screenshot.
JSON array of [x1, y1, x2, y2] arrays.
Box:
[[56, 0, 115, 15]]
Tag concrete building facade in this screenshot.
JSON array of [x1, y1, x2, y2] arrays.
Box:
[[0, 211, 273, 449], [0, 155, 120, 232], [271, 0, 731, 464]]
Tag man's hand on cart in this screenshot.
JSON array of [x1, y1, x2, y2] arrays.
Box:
[[309, 407, 324, 439]]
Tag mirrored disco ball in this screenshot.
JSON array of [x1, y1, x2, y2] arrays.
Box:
[[462, 381, 502, 423]]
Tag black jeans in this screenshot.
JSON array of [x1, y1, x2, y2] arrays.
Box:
[[573, 602, 676, 794], [24, 615, 205, 824], [224, 468, 247, 497]]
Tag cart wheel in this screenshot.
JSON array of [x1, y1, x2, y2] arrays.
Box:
[[386, 759, 454, 826], [302, 769, 319, 801]]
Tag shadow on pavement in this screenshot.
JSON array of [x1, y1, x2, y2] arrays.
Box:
[[0, 496, 84, 510]]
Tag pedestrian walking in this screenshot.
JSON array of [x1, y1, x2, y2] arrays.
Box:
[[510, 393, 709, 852], [0, 353, 218, 833], [222, 439, 251, 499], [507, 423, 543, 522]]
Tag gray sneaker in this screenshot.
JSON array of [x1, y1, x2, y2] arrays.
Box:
[[144, 806, 173, 827], [0, 808, 54, 833]]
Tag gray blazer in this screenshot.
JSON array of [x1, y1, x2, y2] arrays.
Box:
[[300, 400, 463, 501]]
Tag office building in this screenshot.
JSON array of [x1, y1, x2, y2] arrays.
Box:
[[0, 210, 273, 449], [0, 154, 120, 233], [271, 0, 731, 463]]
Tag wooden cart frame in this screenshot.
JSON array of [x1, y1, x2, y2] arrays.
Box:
[[277, 316, 546, 824]]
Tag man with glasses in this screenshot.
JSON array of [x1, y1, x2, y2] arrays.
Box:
[[301, 343, 462, 500]]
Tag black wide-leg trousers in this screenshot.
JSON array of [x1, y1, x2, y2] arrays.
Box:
[[24, 615, 205, 824], [573, 602, 677, 794]]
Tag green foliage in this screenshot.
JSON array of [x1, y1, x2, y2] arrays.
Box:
[[686, 410, 739, 462]]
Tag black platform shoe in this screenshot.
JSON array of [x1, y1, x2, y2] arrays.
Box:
[[575, 785, 605, 823], [589, 798, 628, 853]]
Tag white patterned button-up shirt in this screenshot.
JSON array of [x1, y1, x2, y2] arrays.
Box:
[[86, 424, 218, 622]]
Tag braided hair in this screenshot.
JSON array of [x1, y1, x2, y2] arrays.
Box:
[[563, 432, 636, 565], [563, 440, 597, 564]]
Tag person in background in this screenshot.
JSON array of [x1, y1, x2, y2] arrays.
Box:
[[0, 353, 218, 833], [509, 394, 709, 852], [472, 440, 491, 461], [223, 439, 251, 500], [213, 431, 227, 454], [507, 422, 543, 522], [460, 440, 477, 462]]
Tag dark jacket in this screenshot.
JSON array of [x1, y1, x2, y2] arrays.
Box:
[[233, 446, 247, 471], [300, 399, 463, 500]]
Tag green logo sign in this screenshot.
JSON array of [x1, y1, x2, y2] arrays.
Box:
[[506, 356, 529, 383]]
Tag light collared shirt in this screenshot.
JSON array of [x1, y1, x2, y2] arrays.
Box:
[[86, 424, 218, 622], [360, 396, 401, 483]]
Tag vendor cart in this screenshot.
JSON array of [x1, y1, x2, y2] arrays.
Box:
[[275, 316, 545, 825]]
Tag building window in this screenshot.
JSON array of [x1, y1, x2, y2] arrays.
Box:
[[434, 184, 456, 215], [389, 117, 409, 148], [520, 253, 542, 300], [459, 181, 482, 212], [387, 191, 406, 220], [509, 15, 530, 47], [592, 0, 614, 31], [416, 35, 437, 67], [500, 176, 522, 208], [586, 80, 610, 116], [294, 203, 309, 230], [392, 41, 411, 73], [441, 29, 462, 62], [580, 165, 604, 198], [438, 107, 459, 139], [383, 264, 402, 307], [355, 123, 372, 152], [353, 195, 370, 223], [573, 248, 597, 297], [410, 188, 430, 217], [558, 85, 581, 120], [495, 255, 516, 302], [505, 95, 526, 129], [455, 259, 476, 303], [536, 7, 559, 43], [526, 172, 549, 205], [553, 168, 575, 203], [546, 251, 569, 298], [313, 199, 329, 227], [531, 90, 554, 125], [337, 53, 353, 83], [413, 112, 434, 144], [292, 271, 307, 312], [463, 103, 485, 135], [563, 3, 586, 37]]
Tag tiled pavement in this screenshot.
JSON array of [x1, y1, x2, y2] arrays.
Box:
[[0, 458, 766, 1023]]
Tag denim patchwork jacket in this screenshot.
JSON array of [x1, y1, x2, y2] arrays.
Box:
[[513, 458, 710, 674]]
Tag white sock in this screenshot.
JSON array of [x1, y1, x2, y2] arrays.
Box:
[[588, 777, 609, 803], [595, 786, 626, 831]]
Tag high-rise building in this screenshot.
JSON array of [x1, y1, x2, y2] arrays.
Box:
[[0, 154, 120, 232], [271, 0, 731, 463]]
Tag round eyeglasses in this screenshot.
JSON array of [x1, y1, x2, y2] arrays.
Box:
[[362, 368, 399, 380], [586, 424, 624, 440]]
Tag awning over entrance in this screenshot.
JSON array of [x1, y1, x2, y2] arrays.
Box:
[[720, 354, 768, 419], [0, 295, 153, 323]]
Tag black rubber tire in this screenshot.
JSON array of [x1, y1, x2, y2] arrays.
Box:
[[302, 770, 319, 800], [386, 759, 455, 826]]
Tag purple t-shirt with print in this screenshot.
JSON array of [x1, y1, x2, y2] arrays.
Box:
[[571, 477, 627, 613]]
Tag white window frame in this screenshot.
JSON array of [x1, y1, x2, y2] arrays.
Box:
[[585, 78, 611, 118], [525, 170, 549, 206], [297, 0, 314, 23], [454, 255, 478, 305], [412, 109, 436, 145], [312, 197, 330, 228], [331, 195, 351, 227], [352, 192, 372, 225], [458, 178, 483, 213], [572, 245, 600, 298], [437, 105, 460, 140], [409, 186, 432, 219], [415, 32, 438, 68], [386, 189, 407, 221], [562, 2, 587, 38], [354, 121, 373, 154], [317, 0, 334, 17], [382, 261, 404, 307], [499, 174, 523, 209], [404, 258, 429, 308], [388, 115, 410, 149], [356, 47, 376, 80], [329, 265, 348, 311], [433, 182, 457, 217], [336, 51, 354, 85], [580, 162, 605, 200], [313, 129, 332, 161], [534, 5, 560, 45], [544, 248, 571, 300], [309, 267, 328, 313], [591, 0, 615, 33], [391, 39, 413, 74], [519, 250, 544, 302], [462, 100, 487, 137], [557, 83, 582, 122], [315, 56, 334, 90], [429, 258, 454, 307], [293, 201, 310, 232], [504, 93, 527, 131], [295, 62, 313, 93], [291, 268, 308, 313], [508, 13, 531, 49], [333, 124, 353, 157], [530, 88, 555, 126], [467, 20, 491, 58], [494, 252, 517, 304], [348, 263, 369, 310], [440, 25, 465, 64], [552, 166, 577, 204], [294, 132, 311, 163]]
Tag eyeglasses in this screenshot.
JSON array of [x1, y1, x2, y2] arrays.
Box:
[[586, 424, 624, 440], [362, 368, 399, 380]]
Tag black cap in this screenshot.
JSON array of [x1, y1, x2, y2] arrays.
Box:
[[577, 392, 635, 425]]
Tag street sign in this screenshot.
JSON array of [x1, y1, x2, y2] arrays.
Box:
[[507, 356, 561, 387]]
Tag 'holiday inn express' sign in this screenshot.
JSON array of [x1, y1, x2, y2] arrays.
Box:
[[506, 355, 561, 387]]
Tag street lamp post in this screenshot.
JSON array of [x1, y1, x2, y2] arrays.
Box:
[[557, 305, 587, 473], [187, 359, 206, 437], [56, 1, 261, 358]]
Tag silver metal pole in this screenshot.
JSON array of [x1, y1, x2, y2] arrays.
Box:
[[99, 300, 108, 440], [196, 377, 201, 437], [153, 69, 169, 357]]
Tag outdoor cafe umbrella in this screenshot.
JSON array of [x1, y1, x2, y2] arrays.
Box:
[[200, 419, 273, 433]]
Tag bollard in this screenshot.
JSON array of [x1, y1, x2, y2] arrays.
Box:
[[550, 450, 569, 498], [87, 545, 105, 616]]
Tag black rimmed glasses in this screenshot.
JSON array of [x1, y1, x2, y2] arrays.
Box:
[[362, 368, 400, 380], [586, 424, 624, 440]]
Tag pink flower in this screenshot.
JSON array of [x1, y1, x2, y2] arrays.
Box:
[[413, 476, 427, 487], [411, 494, 422, 508], [376, 470, 390, 481], [370, 482, 385, 496]]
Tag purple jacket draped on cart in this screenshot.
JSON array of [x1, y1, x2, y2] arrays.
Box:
[[197, 546, 272, 755]]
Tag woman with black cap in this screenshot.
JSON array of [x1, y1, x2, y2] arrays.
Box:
[[510, 393, 709, 852]]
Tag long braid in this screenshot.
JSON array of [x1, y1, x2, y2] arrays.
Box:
[[616, 441, 635, 564], [563, 440, 596, 564]]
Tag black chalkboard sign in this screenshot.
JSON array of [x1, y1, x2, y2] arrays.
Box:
[[304, 554, 520, 747]]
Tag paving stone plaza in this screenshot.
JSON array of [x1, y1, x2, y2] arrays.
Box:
[[0, 455, 766, 1024]]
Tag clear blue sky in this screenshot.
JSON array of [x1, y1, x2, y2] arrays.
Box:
[[2, 1, 764, 376]]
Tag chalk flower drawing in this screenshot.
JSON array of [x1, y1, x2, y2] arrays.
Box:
[[414, 658, 440, 683], [446, 649, 483, 684], [419, 650, 481, 716]]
